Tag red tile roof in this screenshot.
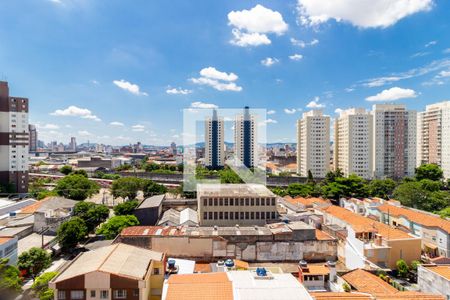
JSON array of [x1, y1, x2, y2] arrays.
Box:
[[165, 273, 233, 300], [342, 269, 398, 295]]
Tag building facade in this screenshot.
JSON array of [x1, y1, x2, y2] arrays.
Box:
[[234, 106, 257, 169], [417, 101, 450, 179], [334, 108, 373, 179], [297, 110, 330, 178], [197, 184, 278, 226], [0, 81, 29, 193], [0, 236, 18, 265], [372, 104, 416, 179], [205, 109, 225, 169], [28, 124, 37, 152]]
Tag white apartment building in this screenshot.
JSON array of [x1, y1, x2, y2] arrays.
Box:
[[417, 101, 450, 179], [205, 109, 225, 169], [0, 81, 29, 193], [334, 108, 373, 179], [297, 110, 330, 178], [372, 104, 416, 179], [234, 106, 257, 169]]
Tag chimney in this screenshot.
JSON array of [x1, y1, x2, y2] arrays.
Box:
[[374, 234, 383, 246], [327, 261, 337, 282]]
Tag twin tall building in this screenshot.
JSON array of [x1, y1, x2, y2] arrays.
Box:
[[298, 102, 450, 180]]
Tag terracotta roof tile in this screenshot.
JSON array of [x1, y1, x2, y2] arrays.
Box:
[[284, 196, 330, 207], [194, 263, 212, 273], [303, 265, 330, 275], [310, 292, 371, 299], [0, 237, 13, 245], [316, 229, 335, 241], [19, 198, 51, 214], [342, 269, 398, 295], [423, 265, 450, 281], [165, 273, 233, 300]]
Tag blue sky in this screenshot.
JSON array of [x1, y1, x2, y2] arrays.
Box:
[[1, 0, 450, 145]]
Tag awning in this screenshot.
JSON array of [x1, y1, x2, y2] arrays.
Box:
[[424, 242, 438, 250]]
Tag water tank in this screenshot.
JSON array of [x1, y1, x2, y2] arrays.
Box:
[[256, 267, 267, 277], [225, 259, 234, 268], [9, 212, 17, 217], [167, 259, 176, 269], [217, 260, 225, 266]]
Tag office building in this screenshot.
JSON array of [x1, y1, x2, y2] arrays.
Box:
[[69, 137, 77, 152], [372, 104, 416, 179], [205, 109, 224, 169], [297, 110, 330, 178], [197, 183, 278, 226], [417, 101, 450, 179], [0, 81, 29, 193], [28, 124, 37, 152], [234, 106, 257, 168], [334, 108, 373, 179]]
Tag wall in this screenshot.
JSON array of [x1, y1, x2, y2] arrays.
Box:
[[418, 266, 450, 299], [386, 238, 422, 269]]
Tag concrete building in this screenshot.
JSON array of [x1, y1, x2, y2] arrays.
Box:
[[29, 124, 37, 152], [417, 101, 450, 179], [205, 109, 225, 169], [0, 236, 18, 265], [116, 222, 337, 263], [31, 197, 77, 234], [77, 156, 122, 169], [334, 108, 373, 179], [0, 81, 29, 193], [297, 110, 330, 178], [197, 184, 278, 226], [372, 104, 416, 179], [157, 208, 198, 227], [418, 264, 450, 299], [69, 137, 77, 152], [134, 195, 165, 226], [50, 243, 166, 300], [234, 106, 257, 168]]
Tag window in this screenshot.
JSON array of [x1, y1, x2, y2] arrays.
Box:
[[114, 290, 127, 299], [203, 199, 207, 206], [235, 212, 239, 220], [230, 212, 234, 220], [214, 212, 218, 219], [58, 291, 66, 300], [245, 198, 249, 206], [224, 212, 228, 219], [219, 212, 223, 219], [219, 198, 223, 206], [71, 291, 84, 300], [133, 290, 139, 297], [91, 290, 96, 298], [100, 290, 109, 299], [245, 212, 249, 219], [203, 212, 207, 220], [153, 268, 160, 275], [255, 212, 260, 219], [208, 212, 213, 219], [230, 199, 234, 206]]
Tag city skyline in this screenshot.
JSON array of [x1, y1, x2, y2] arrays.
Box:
[[1, 1, 450, 145]]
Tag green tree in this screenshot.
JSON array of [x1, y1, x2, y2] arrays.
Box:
[[306, 170, 315, 184], [59, 165, 73, 175], [219, 169, 244, 183], [96, 215, 139, 239], [114, 200, 139, 216], [426, 191, 450, 212], [437, 207, 450, 218], [419, 179, 442, 192], [73, 202, 109, 232], [144, 162, 160, 172], [396, 259, 409, 277], [0, 258, 22, 295], [324, 169, 344, 184], [410, 260, 420, 271], [18, 247, 52, 279], [54, 174, 100, 200], [111, 177, 143, 199], [393, 181, 429, 209], [367, 179, 396, 199], [71, 169, 88, 177], [342, 282, 351, 292], [321, 174, 368, 199], [286, 183, 314, 197], [271, 187, 288, 197], [415, 164, 444, 181], [0, 182, 14, 194], [142, 180, 167, 197], [31, 272, 57, 300], [57, 217, 88, 250]]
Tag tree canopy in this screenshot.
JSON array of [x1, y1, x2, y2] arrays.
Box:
[[367, 179, 396, 199], [0, 258, 21, 296], [142, 180, 167, 197], [54, 174, 99, 200], [57, 217, 88, 250], [31, 272, 57, 300], [111, 177, 143, 199], [113, 200, 139, 216], [415, 164, 444, 181], [96, 215, 139, 239], [73, 201, 109, 232], [59, 165, 73, 175], [18, 247, 52, 279]]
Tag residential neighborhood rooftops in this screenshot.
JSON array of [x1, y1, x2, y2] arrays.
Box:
[[284, 196, 330, 208], [422, 265, 450, 281], [342, 269, 398, 295], [197, 184, 276, 198]]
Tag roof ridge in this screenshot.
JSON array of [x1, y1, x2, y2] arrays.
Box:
[[97, 243, 120, 271]]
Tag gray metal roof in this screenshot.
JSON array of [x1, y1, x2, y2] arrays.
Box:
[[0, 199, 37, 216], [137, 194, 165, 209]]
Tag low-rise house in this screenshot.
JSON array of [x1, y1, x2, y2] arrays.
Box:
[[49, 243, 165, 300], [318, 205, 421, 270], [418, 264, 450, 299], [340, 197, 385, 216], [134, 195, 165, 226], [157, 208, 198, 227], [0, 236, 18, 265], [371, 203, 450, 258], [298, 260, 336, 292], [27, 197, 77, 234], [280, 196, 330, 214]]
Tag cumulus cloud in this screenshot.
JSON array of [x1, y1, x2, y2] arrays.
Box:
[[267, 110, 276, 115], [425, 40, 437, 48], [190, 101, 218, 109], [190, 67, 242, 92], [166, 87, 192, 95], [37, 123, 60, 130], [131, 124, 145, 132], [261, 57, 279, 67], [438, 70, 450, 78], [228, 4, 288, 47], [289, 54, 303, 61], [297, 0, 433, 28], [51, 105, 101, 121], [259, 118, 278, 126], [109, 121, 124, 127], [306, 97, 325, 108], [366, 87, 418, 101], [113, 79, 148, 96], [335, 108, 344, 115], [290, 38, 319, 48], [284, 108, 297, 114]]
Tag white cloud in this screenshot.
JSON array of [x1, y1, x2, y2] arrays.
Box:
[[334, 108, 344, 115], [91, 80, 99, 85], [289, 54, 303, 61], [297, 0, 433, 28], [410, 52, 430, 58], [290, 38, 319, 48], [438, 70, 450, 78], [345, 87, 355, 92], [306, 97, 325, 108], [259, 118, 278, 126], [37, 123, 60, 130], [131, 124, 145, 132], [366, 87, 418, 102], [228, 4, 288, 47], [166, 87, 192, 95], [190, 67, 242, 92], [51, 105, 101, 121], [190, 101, 218, 109], [261, 57, 279, 67], [267, 110, 276, 115], [113, 79, 148, 96], [444, 48, 450, 54], [425, 40, 437, 47], [363, 76, 402, 87], [109, 121, 124, 127], [78, 130, 93, 137], [230, 29, 271, 47], [284, 108, 297, 114]]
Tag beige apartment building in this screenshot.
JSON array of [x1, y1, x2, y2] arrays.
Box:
[[197, 184, 277, 226], [417, 101, 450, 179], [204, 109, 225, 170], [372, 104, 416, 179], [297, 110, 330, 178], [334, 108, 373, 179]]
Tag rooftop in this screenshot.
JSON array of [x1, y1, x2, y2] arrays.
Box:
[[422, 265, 450, 281], [342, 269, 398, 295], [137, 194, 165, 209], [376, 203, 450, 234], [52, 243, 163, 283], [310, 292, 444, 300], [0, 236, 14, 246], [197, 184, 275, 198], [284, 196, 330, 208]]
